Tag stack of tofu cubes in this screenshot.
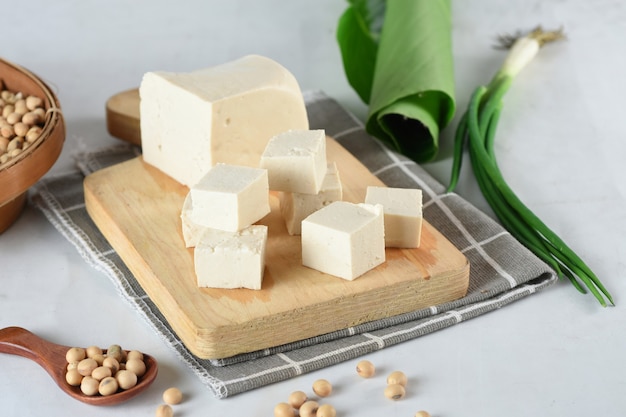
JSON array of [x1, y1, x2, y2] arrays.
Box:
[[140, 54, 424, 290], [180, 164, 271, 290], [260, 129, 342, 236], [260, 129, 385, 281], [260, 128, 424, 281]]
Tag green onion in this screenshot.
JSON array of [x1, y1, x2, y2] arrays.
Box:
[[447, 27, 614, 307]]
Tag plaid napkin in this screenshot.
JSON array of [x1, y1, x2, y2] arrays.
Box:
[[30, 91, 557, 398]]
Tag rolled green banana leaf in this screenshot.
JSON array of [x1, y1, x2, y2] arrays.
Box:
[[337, 0, 455, 162]]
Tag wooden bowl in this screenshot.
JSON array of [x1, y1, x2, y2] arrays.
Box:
[[0, 58, 65, 233]]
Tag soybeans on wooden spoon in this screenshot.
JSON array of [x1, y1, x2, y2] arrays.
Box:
[[0, 326, 158, 406]]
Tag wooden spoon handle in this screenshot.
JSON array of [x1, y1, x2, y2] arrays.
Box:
[[0, 326, 68, 376], [0, 326, 42, 357]]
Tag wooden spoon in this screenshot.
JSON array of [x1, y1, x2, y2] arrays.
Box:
[[0, 326, 158, 406]]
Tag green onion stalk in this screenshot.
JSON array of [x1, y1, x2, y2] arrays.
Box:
[[447, 27, 614, 307]]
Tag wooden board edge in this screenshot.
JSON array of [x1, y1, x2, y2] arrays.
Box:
[[193, 261, 470, 358], [105, 89, 141, 146]]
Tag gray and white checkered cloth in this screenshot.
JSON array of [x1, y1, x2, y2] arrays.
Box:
[[30, 91, 557, 398]]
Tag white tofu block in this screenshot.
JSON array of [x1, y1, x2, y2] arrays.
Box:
[[301, 201, 385, 280], [365, 186, 423, 248], [180, 193, 204, 248], [140, 55, 309, 187], [279, 162, 343, 235], [194, 225, 268, 290], [190, 163, 270, 232], [260, 129, 327, 194]]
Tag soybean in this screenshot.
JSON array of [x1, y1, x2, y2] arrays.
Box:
[[317, 404, 337, 417], [26, 95, 42, 110], [103, 356, 120, 373], [91, 353, 106, 366], [287, 390, 307, 409], [356, 359, 375, 378], [21, 110, 42, 126], [115, 369, 138, 390], [162, 387, 183, 405], [155, 404, 174, 417], [80, 376, 100, 396], [384, 383, 406, 401], [13, 122, 28, 137], [0, 124, 13, 139], [98, 376, 119, 396], [6, 112, 20, 125], [86, 345, 103, 358], [65, 369, 83, 386], [65, 347, 86, 363], [273, 402, 295, 417], [386, 370, 407, 387], [107, 344, 123, 362], [77, 358, 98, 377], [7, 137, 22, 152], [299, 401, 319, 417], [312, 379, 332, 397], [126, 358, 146, 377], [14, 99, 27, 115], [127, 350, 144, 361], [25, 126, 42, 143], [91, 366, 112, 381]]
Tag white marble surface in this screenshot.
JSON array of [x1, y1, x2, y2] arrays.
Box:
[[1, 1, 625, 416]]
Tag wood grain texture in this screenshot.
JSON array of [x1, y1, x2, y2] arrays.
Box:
[[105, 89, 141, 146], [84, 135, 469, 359]]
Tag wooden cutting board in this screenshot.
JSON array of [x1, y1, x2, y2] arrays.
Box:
[[87, 90, 470, 359]]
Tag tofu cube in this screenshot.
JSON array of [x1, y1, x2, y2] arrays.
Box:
[[180, 193, 203, 248], [194, 225, 268, 290], [364, 186, 423, 248], [301, 201, 385, 280], [140, 55, 309, 187], [260, 129, 327, 194], [279, 162, 343, 235], [190, 163, 270, 232]]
